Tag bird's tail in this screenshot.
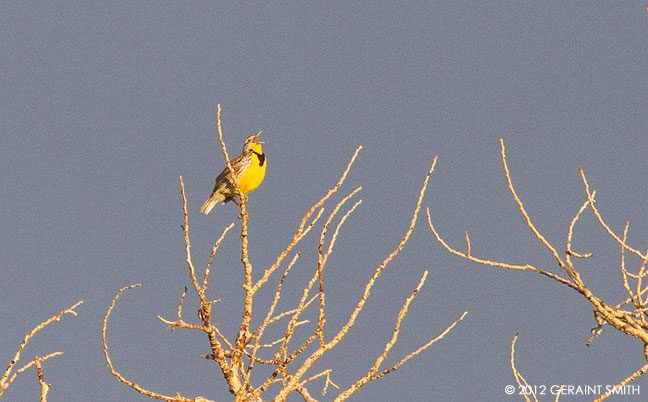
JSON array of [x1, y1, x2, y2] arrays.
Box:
[[201, 192, 225, 215]]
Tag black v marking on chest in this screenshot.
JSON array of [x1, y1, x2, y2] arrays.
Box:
[[253, 151, 266, 167]]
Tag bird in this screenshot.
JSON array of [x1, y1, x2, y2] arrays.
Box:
[[201, 131, 266, 214]]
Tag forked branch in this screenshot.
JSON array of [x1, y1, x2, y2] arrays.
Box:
[[0, 300, 83, 399], [429, 138, 648, 401], [103, 284, 216, 402]]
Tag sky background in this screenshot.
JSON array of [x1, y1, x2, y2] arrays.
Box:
[[2, 2, 648, 402]]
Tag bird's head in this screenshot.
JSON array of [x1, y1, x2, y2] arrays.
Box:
[[243, 130, 263, 153]]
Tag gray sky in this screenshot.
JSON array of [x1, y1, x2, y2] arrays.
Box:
[[2, 2, 648, 401]]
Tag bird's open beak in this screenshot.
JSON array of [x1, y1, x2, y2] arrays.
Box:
[[254, 130, 264, 144]]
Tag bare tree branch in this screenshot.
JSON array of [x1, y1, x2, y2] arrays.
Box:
[[429, 138, 648, 400], [33, 357, 50, 402], [333, 269, 467, 402], [103, 284, 216, 402], [0, 300, 82, 398], [274, 158, 445, 401], [510, 333, 539, 402]]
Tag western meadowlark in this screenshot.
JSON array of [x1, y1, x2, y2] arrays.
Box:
[[201, 131, 266, 214]]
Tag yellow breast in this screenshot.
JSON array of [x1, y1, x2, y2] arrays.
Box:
[[238, 144, 266, 194]]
